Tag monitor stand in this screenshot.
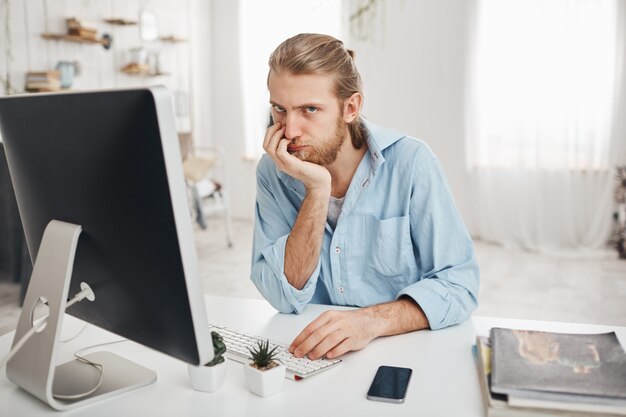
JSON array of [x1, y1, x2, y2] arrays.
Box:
[[6, 220, 157, 411]]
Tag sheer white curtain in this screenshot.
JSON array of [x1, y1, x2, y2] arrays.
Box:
[[465, 0, 625, 254], [239, 0, 342, 160]]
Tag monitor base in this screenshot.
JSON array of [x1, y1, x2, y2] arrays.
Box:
[[52, 351, 156, 408], [6, 220, 157, 410]]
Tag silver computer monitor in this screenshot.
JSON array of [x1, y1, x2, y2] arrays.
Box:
[[0, 87, 212, 409]]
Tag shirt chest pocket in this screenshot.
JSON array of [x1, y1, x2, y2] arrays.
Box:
[[364, 214, 417, 278]]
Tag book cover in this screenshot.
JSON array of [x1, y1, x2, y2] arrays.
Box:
[[475, 336, 626, 417], [491, 328, 626, 399]]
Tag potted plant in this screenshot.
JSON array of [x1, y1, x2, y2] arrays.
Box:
[[244, 339, 286, 397], [188, 331, 228, 392]]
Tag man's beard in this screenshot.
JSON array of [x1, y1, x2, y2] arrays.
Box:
[[291, 117, 347, 166]]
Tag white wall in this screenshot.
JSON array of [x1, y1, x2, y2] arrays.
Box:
[[344, 0, 475, 229], [189, 0, 213, 148], [209, 0, 257, 220]]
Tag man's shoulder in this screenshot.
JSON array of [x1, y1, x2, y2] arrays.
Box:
[[256, 154, 278, 177], [364, 119, 436, 163], [384, 136, 437, 164]]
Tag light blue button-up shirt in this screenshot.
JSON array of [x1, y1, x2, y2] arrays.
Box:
[[251, 120, 479, 330]]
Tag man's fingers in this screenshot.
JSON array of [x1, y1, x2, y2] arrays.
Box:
[[289, 311, 335, 350], [263, 122, 283, 152], [266, 126, 286, 158], [289, 313, 334, 355], [275, 136, 297, 166], [325, 338, 353, 359], [308, 330, 348, 360]]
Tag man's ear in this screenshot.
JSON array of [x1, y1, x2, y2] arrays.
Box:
[[342, 92, 362, 123]]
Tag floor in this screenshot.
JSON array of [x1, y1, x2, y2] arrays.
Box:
[[1, 218, 625, 337]]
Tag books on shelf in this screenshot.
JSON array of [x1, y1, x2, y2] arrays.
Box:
[[25, 71, 61, 92], [473, 328, 626, 417], [68, 27, 98, 40], [66, 18, 98, 39]]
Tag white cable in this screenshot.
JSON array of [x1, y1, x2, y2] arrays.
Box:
[[52, 339, 128, 400], [58, 323, 89, 343], [0, 282, 95, 369], [52, 356, 104, 400]]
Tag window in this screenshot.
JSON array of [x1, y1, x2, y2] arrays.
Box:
[[466, 0, 619, 170]]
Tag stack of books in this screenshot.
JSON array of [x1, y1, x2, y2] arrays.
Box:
[[66, 18, 98, 40], [24, 71, 61, 92], [474, 328, 626, 417]]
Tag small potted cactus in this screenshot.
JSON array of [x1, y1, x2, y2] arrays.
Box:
[[188, 331, 228, 392], [243, 339, 286, 397]]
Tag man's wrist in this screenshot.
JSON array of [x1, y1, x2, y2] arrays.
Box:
[[364, 297, 430, 338], [303, 167, 331, 194], [305, 183, 331, 199]]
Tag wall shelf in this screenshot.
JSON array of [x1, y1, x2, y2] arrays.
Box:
[[41, 33, 112, 49], [103, 18, 137, 26], [120, 63, 169, 77], [160, 35, 187, 43]]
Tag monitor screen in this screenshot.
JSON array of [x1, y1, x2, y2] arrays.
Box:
[[0, 87, 212, 366]]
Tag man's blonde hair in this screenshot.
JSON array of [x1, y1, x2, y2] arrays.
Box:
[[268, 33, 367, 149]]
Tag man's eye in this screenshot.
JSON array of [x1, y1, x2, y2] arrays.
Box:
[[305, 106, 318, 113], [273, 105, 285, 113]]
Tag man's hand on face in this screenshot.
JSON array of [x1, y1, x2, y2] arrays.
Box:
[[263, 122, 331, 192], [288, 309, 378, 360]]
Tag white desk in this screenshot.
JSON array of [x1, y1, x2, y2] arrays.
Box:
[[1, 295, 625, 417]]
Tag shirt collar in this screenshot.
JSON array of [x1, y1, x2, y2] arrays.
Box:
[[362, 118, 406, 172]]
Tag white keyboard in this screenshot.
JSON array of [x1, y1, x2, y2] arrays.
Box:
[[210, 324, 341, 380]]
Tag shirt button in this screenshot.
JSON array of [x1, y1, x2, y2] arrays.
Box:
[[335, 246, 340, 254], [338, 287, 344, 293]]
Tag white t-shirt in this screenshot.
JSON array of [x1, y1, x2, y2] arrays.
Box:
[[327, 195, 345, 230]]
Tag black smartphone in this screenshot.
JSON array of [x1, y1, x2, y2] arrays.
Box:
[[366, 365, 413, 403]]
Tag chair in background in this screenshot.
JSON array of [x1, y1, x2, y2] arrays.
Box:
[[179, 133, 233, 248]]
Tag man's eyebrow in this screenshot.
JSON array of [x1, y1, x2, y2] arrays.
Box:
[[269, 101, 324, 109]]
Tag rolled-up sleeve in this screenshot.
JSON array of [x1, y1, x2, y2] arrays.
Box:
[[250, 158, 320, 314], [397, 147, 479, 330]]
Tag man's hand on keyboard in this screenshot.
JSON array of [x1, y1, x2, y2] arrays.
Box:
[[288, 309, 378, 360], [288, 298, 430, 360]]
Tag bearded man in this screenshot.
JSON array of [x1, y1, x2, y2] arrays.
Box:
[[251, 33, 479, 360]]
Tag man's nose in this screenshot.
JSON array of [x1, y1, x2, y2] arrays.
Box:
[[284, 114, 302, 140]]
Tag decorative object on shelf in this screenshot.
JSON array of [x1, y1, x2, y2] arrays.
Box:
[[55, 61, 81, 89], [243, 339, 285, 397], [139, 10, 158, 41], [147, 50, 161, 74], [121, 47, 167, 77], [187, 331, 228, 393], [66, 17, 98, 39], [349, 0, 383, 44], [612, 166, 626, 259], [103, 18, 137, 26], [24, 71, 61, 92]]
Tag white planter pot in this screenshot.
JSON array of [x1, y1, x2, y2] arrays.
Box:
[[188, 360, 227, 393], [243, 362, 286, 397]]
